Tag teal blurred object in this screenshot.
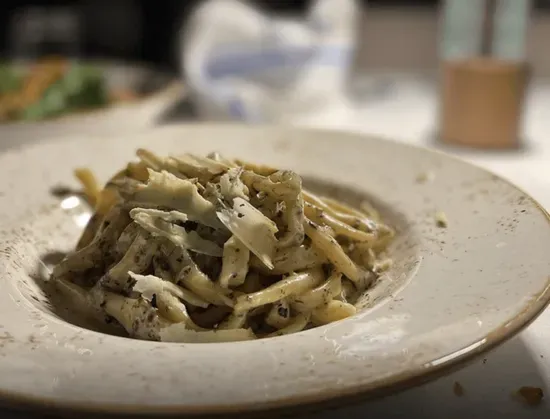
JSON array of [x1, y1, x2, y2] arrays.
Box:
[[439, 0, 485, 60], [492, 0, 531, 61], [440, 0, 532, 61]]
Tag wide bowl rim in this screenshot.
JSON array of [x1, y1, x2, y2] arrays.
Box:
[[0, 123, 549, 417]]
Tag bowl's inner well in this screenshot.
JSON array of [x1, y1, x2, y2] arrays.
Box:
[[14, 177, 421, 340]]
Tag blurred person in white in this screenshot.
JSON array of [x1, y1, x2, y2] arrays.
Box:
[[180, 0, 359, 123]]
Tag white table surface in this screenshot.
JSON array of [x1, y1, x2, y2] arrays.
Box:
[[294, 77, 550, 418], [1, 77, 549, 418]]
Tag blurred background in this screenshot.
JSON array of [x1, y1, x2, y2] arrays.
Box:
[[0, 0, 548, 148], [2, 3, 550, 418], [1, 0, 550, 74]]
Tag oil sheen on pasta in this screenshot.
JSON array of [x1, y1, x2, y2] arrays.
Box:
[[50, 150, 395, 343]]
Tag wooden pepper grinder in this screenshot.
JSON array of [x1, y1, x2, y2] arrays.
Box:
[[439, 0, 531, 149]]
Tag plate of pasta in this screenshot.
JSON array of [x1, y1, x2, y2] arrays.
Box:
[[51, 148, 396, 342], [0, 124, 549, 417]]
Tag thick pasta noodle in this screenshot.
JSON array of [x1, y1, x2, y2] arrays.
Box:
[[50, 150, 395, 343]]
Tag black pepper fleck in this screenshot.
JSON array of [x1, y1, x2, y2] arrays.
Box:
[[151, 294, 157, 308], [277, 306, 289, 318]]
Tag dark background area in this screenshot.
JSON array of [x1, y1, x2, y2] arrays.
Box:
[[1, 0, 549, 71]]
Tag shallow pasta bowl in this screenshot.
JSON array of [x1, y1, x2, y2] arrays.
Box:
[[0, 124, 549, 417]]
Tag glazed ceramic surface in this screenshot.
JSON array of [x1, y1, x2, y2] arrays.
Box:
[[0, 124, 549, 416]]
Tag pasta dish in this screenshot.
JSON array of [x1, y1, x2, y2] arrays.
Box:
[[50, 150, 395, 343]]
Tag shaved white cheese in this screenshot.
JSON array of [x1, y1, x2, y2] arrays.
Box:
[[217, 197, 278, 269], [130, 272, 173, 301], [159, 323, 256, 343], [132, 170, 223, 229], [134, 208, 188, 224], [130, 208, 223, 257], [128, 272, 210, 308]]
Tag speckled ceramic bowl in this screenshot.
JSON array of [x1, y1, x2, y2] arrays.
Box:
[[0, 124, 549, 418]]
